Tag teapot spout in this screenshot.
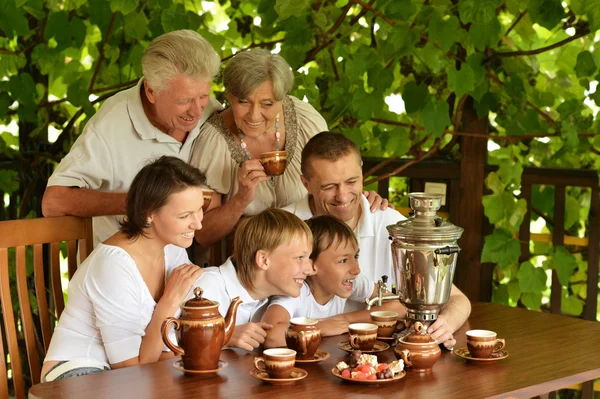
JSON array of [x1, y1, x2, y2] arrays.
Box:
[[223, 296, 243, 346]]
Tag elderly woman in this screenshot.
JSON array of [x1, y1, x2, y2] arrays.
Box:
[[190, 49, 386, 249]]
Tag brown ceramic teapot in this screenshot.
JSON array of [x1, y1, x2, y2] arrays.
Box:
[[394, 321, 441, 372], [162, 287, 242, 371]]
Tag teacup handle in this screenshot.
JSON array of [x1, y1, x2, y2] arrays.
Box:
[[399, 349, 412, 367], [493, 338, 506, 353], [348, 334, 360, 349], [161, 317, 184, 356], [253, 357, 266, 372], [298, 331, 308, 356]]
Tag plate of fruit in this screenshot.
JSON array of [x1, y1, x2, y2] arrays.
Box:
[[331, 350, 406, 384]]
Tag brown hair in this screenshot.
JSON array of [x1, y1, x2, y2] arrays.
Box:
[[305, 215, 358, 262], [120, 156, 206, 239], [300, 131, 361, 178], [232, 208, 312, 291]]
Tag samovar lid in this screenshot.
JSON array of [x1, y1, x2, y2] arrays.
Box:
[[387, 192, 464, 241]]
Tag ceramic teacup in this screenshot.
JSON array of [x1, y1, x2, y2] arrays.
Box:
[[253, 348, 296, 379], [202, 188, 214, 211], [286, 317, 321, 360], [259, 150, 287, 176], [370, 311, 399, 337], [466, 330, 506, 359], [348, 323, 378, 350]]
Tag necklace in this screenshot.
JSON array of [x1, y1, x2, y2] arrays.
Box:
[[238, 113, 281, 160]]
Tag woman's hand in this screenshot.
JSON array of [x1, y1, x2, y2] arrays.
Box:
[[364, 190, 394, 212], [227, 322, 273, 351], [162, 264, 204, 309], [234, 160, 269, 207]]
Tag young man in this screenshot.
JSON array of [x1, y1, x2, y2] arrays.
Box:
[[283, 132, 470, 348], [42, 30, 221, 246]]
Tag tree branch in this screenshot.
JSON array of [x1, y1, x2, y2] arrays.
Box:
[[221, 39, 286, 61], [89, 12, 118, 93], [495, 28, 590, 58], [328, 3, 352, 35], [348, 0, 396, 27], [328, 47, 339, 80], [504, 10, 527, 38]]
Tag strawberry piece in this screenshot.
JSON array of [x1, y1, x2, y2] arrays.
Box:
[[341, 369, 351, 378], [354, 371, 367, 380], [376, 363, 389, 372], [367, 374, 378, 380]]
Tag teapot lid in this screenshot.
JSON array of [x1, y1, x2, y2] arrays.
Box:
[[401, 321, 437, 344], [387, 193, 463, 241], [183, 287, 216, 307]]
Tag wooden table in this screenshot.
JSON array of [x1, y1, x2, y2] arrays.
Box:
[[29, 302, 600, 399]]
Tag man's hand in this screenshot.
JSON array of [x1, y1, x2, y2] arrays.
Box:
[[227, 322, 273, 351], [316, 319, 349, 337], [364, 190, 395, 212], [427, 314, 455, 349]]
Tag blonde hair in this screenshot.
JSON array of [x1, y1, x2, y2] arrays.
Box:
[[223, 49, 293, 101], [142, 30, 220, 92], [233, 209, 312, 291]]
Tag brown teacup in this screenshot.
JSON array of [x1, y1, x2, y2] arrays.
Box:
[[202, 188, 214, 211], [259, 150, 287, 176], [466, 330, 506, 359], [370, 311, 399, 337], [348, 323, 378, 350], [286, 317, 321, 360], [253, 348, 296, 379]]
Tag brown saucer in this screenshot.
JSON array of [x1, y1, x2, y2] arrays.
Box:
[[173, 359, 228, 374], [377, 335, 396, 341], [331, 368, 406, 384], [250, 367, 308, 385], [453, 347, 509, 362], [294, 349, 330, 363], [337, 340, 390, 353]]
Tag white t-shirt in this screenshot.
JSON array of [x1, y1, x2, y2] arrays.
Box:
[[44, 244, 189, 368], [268, 275, 373, 319], [47, 78, 221, 246], [186, 258, 269, 325]]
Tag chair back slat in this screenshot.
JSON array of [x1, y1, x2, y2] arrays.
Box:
[[16, 246, 41, 385], [584, 187, 599, 321], [550, 184, 566, 314], [0, 216, 93, 397], [0, 247, 26, 399], [33, 244, 52, 350]]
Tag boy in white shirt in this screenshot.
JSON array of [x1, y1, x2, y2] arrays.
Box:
[[262, 215, 405, 348]]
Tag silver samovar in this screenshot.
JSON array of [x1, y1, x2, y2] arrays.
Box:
[[386, 192, 464, 322]]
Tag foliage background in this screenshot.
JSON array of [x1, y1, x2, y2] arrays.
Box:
[[1, 0, 599, 320]]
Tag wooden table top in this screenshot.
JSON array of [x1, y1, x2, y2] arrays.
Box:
[[29, 302, 600, 399]]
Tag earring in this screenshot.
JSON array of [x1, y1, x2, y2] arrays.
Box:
[[146, 218, 152, 227]]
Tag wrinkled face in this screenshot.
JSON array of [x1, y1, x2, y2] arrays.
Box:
[[145, 75, 212, 137], [227, 80, 283, 139], [148, 186, 204, 248], [301, 152, 363, 224], [311, 238, 360, 299], [264, 233, 313, 297]]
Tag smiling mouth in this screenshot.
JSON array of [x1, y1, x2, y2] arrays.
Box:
[[181, 232, 194, 238], [331, 200, 353, 209], [246, 120, 263, 127], [293, 278, 305, 285], [180, 116, 195, 122], [342, 279, 354, 289]]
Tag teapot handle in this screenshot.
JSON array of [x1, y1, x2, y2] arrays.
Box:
[[161, 317, 184, 356], [399, 349, 412, 367]]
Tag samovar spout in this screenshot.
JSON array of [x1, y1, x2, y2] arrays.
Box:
[[365, 275, 401, 310]]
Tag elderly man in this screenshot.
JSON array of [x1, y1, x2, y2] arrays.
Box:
[[42, 30, 221, 246], [283, 132, 470, 348]]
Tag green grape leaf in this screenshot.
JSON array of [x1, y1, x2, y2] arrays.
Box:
[[561, 295, 584, 316], [0, 2, 29, 36], [517, 261, 547, 293], [110, 0, 139, 15], [505, 75, 525, 100], [481, 228, 521, 268], [274, 0, 310, 19], [70, 17, 87, 48], [492, 283, 509, 305], [583, 0, 600, 31], [429, 14, 460, 52], [161, 4, 189, 32], [385, 127, 411, 156], [367, 64, 394, 93], [561, 120, 580, 149], [564, 194, 580, 230], [470, 18, 501, 51], [402, 81, 429, 114], [458, 0, 503, 23], [521, 292, 542, 310], [497, 161, 523, 187], [89, 0, 115, 37], [124, 10, 149, 39], [482, 192, 512, 224], [0, 170, 19, 194], [557, 99, 584, 118], [552, 246, 578, 286], [447, 64, 475, 99], [0, 93, 12, 120], [385, 0, 416, 20], [474, 92, 498, 119], [574, 51, 597, 78], [23, 5, 46, 20], [484, 171, 505, 195], [507, 280, 521, 305], [67, 81, 90, 108], [422, 98, 450, 138], [528, 0, 565, 30]]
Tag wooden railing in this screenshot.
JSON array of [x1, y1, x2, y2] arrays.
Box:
[[362, 157, 600, 322]]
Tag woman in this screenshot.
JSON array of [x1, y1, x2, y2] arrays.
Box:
[[41, 156, 205, 382], [189, 49, 387, 251]]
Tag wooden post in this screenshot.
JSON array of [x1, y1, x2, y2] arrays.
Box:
[[453, 97, 488, 301]]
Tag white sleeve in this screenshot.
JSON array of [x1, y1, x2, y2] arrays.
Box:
[[164, 245, 191, 277], [268, 284, 309, 318], [85, 254, 146, 364], [188, 272, 230, 318], [350, 274, 375, 303]]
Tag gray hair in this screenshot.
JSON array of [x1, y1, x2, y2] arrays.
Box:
[[223, 49, 294, 101], [142, 30, 221, 92]]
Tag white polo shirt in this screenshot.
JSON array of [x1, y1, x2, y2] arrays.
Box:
[[47, 78, 221, 246], [187, 258, 269, 325], [268, 276, 373, 319]]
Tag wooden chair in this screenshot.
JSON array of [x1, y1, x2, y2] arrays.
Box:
[[0, 216, 93, 399]]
